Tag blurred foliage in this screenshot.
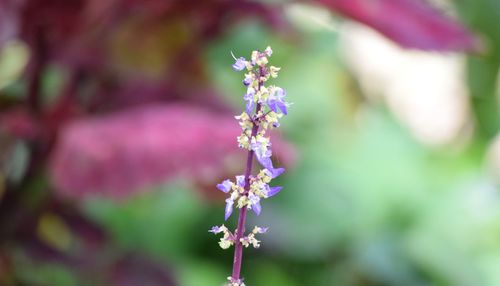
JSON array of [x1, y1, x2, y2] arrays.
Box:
[[455, 0, 500, 140], [78, 21, 500, 285]]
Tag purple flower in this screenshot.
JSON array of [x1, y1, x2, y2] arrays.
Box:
[[253, 147, 272, 164], [225, 198, 234, 220], [243, 89, 255, 114], [249, 139, 285, 179], [264, 46, 273, 57], [248, 193, 261, 215], [231, 52, 247, 71], [263, 167, 285, 179], [256, 155, 272, 171], [257, 156, 284, 179], [253, 226, 269, 234], [250, 139, 272, 162], [209, 225, 225, 234], [271, 167, 285, 178], [217, 179, 232, 193], [243, 74, 253, 86], [236, 175, 245, 188], [265, 185, 283, 197], [267, 87, 288, 115]]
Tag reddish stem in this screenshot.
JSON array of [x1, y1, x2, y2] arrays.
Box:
[[231, 64, 266, 282], [231, 103, 261, 281]]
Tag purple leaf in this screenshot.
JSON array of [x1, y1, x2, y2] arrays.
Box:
[[109, 255, 176, 286], [49, 104, 245, 199], [0, 1, 19, 47], [316, 0, 480, 52], [0, 109, 39, 139]]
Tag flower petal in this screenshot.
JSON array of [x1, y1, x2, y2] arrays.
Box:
[[224, 199, 234, 220], [232, 57, 247, 71], [246, 99, 254, 114], [217, 179, 232, 193], [277, 101, 288, 115], [267, 186, 283, 197], [209, 225, 225, 234], [254, 226, 269, 234], [267, 99, 279, 113], [236, 175, 246, 188], [243, 74, 253, 86], [257, 156, 273, 170], [252, 201, 262, 215], [262, 166, 284, 179], [270, 167, 285, 178]]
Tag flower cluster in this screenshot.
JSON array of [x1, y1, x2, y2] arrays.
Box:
[[240, 226, 269, 248], [227, 277, 246, 286], [210, 46, 289, 286], [209, 225, 235, 249], [216, 172, 283, 220], [209, 225, 269, 251]]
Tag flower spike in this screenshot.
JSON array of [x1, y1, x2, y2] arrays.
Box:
[[210, 47, 289, 285]]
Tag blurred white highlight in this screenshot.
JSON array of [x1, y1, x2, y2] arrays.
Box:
[[340, 23, 471, 146]]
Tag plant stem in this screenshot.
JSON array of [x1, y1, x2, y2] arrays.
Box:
[[231, 65, 266, 282], [231, 103, 261, 281]]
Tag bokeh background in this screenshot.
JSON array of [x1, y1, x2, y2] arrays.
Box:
[[1, 0, 500, 285]]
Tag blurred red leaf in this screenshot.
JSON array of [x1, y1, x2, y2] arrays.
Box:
[[0, 109, 39, 139], [4, 198, 177, 285], [49, 104, 295, 199], [316, 0, 480, 51], [0, 0, 19, 47], [109, 255, 176, 286]]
